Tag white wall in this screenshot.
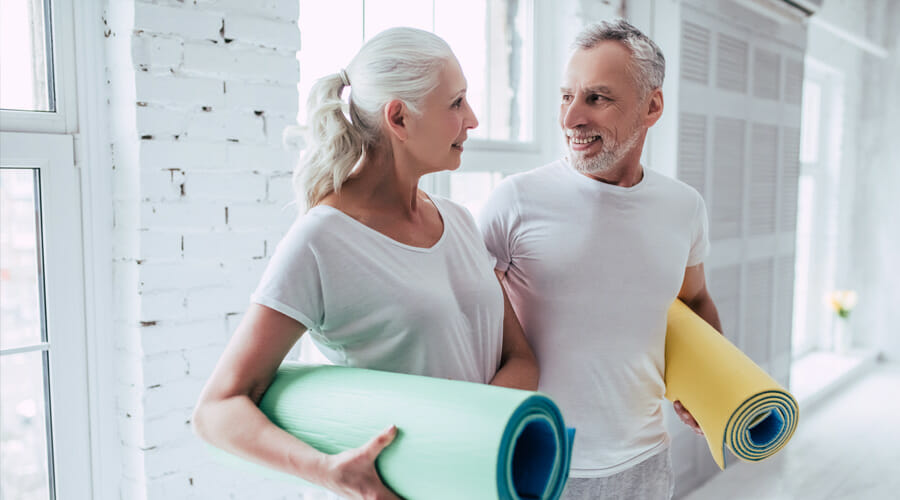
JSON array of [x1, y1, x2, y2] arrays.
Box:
[[104, 0, 303, 497]]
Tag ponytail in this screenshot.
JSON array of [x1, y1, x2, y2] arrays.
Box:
[[294, 73, 363, 209]]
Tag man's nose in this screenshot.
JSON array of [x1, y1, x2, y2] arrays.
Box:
[[562, 97, 588, 130]]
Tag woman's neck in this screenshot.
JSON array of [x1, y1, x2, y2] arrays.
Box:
[[327, 146, 427, 219]]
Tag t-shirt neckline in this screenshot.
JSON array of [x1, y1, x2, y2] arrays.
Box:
[[560, 158, 651, 194], [310, 194, 448, 253]]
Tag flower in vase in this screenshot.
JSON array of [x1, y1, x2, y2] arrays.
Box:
[[828, 290, 858, 319]]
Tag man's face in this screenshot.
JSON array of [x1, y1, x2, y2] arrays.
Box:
[[559, 41, 649, 176]]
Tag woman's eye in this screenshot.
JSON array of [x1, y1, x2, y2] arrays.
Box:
[[452, 98, 463, 108]]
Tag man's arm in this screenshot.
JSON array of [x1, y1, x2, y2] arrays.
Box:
[[489, 270, 539, 390], [677, 263, 722, 333], [673, 263, 722, 435]]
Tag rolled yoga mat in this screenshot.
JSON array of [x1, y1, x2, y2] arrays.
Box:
[[665, 299, 799, 469], [230, 363, 574, 500]]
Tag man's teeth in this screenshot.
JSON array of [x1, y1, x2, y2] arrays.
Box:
[[571, 136, 599, 144]]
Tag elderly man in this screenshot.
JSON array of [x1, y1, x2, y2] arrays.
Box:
[[478, 20, 722, 499]]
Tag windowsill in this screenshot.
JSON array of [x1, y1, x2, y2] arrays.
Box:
[[790, 348, 880, 412]]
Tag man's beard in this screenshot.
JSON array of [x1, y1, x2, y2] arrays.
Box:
[[568, 119, 643, 176]]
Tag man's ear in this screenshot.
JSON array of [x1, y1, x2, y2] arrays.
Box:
[[383, 99, 409, 141], [644, 88, 664, 128]]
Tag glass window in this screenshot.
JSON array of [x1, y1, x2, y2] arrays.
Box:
[[0, 0, 55, 112], [449, 171, 504, 221], [1, 169, 44, 350], [297, 0, 533, 142], [0, 168, 53, 500]]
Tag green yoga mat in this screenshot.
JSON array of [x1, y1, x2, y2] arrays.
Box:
[[221, 363, 574, 499]]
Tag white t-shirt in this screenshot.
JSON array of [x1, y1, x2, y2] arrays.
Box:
[[479, 160, 709, 477], [252, 195, 503, 384]]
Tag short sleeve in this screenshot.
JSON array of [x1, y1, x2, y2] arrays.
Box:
[[687, 193, 710, 267], [250, 218, 325, 330], [476, 177, 520, 273]]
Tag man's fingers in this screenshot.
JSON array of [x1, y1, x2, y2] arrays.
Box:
[[673, 401, 703, 434], [363, 425, 398, 459]]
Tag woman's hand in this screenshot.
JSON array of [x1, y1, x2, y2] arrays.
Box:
[[324, 425, 403, 500]]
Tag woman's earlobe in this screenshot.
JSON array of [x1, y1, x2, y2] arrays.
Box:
[[384, 100, 408, 141]]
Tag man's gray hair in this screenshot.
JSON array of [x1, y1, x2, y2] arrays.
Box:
[[573, 19, 666, 98]]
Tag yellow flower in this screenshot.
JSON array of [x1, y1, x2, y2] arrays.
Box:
[[827, 290, 858, 318]]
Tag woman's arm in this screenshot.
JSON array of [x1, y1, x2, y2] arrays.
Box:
[[488, 271, 539, 390], [192, 303, 400, 500]]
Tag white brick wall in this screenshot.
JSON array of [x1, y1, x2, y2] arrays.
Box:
[[106, 0, 301, 497]]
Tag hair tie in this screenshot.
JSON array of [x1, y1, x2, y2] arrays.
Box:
[[339, 69, 351, 87]]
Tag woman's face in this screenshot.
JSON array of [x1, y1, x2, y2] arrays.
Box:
[[405, 58, 479, 174]]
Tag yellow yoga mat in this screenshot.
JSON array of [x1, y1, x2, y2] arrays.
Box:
[[664, 300, 799, 469]]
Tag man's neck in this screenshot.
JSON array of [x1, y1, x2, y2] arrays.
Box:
[[581, 162, 644, 188]]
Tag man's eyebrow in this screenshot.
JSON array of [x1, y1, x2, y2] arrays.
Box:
[[560, 85, 614, 94]]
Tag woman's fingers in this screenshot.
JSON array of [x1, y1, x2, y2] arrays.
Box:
[[362, 425, 398, 460]]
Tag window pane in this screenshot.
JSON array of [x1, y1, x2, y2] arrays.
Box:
[[0, 350, 52, 500], [0, 0, 55, 112], [0, 168, 45, 350], [449, 171, 504, 221], [436, 0, 533, 142], [364, 0, 433, 37]]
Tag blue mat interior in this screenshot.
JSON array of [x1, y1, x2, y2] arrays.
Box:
[[511, 420, 557, 498], [748, 410, 785, 447]]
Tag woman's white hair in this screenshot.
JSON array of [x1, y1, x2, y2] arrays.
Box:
[[295, 27, 455, 209], [573, 19, 666, 98]]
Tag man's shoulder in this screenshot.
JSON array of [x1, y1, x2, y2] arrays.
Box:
[[645, 169, 703, 202]]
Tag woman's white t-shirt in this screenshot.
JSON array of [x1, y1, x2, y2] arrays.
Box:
[[251, 195, 503, 384]]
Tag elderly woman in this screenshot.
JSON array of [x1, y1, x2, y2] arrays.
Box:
[[192, 27, 537, 500]]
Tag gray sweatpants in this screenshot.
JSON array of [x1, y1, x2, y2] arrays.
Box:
[[562, 449, 674, 500]]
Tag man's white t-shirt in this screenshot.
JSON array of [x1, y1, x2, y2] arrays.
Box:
[[252, 195, 503, 384], [479, 160, 709, 477]]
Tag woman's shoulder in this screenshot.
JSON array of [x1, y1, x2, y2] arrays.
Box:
[[279, 206, 345, 247], [427, 193, 475, 224]]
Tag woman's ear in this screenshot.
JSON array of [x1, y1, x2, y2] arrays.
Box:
[[383, 99, 409, 141]]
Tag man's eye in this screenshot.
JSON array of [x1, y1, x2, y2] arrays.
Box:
[[561, 94, 573, 103]]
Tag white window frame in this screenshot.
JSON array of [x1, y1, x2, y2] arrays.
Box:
[[0, 0, 78, 134], [0, 132, 91, 498], [1, 0, 98, 497]]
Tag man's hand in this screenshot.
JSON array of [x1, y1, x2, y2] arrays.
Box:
[[673, 401, 703, 436]]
